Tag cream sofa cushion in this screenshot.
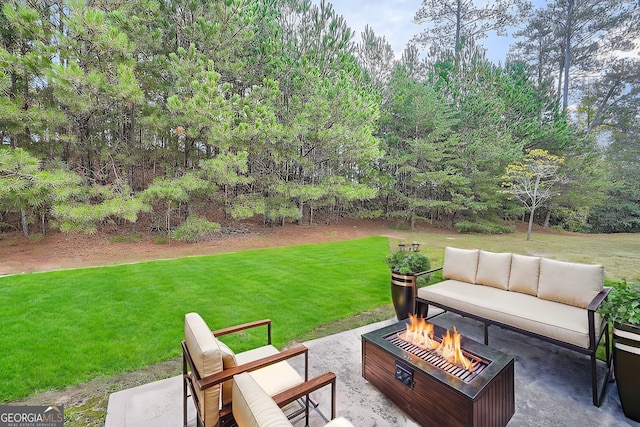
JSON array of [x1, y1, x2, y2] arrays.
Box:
[[475, 250, 512, 290], [232, 372, 293, 427], [442, 247, 479, 284], [185, 312, 223, 427], [508, 254, 541, 296], [537, 258, 604, 309]]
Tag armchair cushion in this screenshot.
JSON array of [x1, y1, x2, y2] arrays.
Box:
[[184, 312, 223, 427], [232, 372, 294, 427], [232, 372, 354, 427], [236, 345, 305, 396], [218, 340, 237, 405]]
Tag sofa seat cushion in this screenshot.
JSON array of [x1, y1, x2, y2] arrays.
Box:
[[236, 345, 305, 397], [232, 372, 294, 427], [417, 280, 603, 349]]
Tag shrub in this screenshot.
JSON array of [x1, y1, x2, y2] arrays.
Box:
[[598, 280, 640, 326], [386, 250, 431, 274], [554, 207, 592, 233], [349, 210, 383, 219], [110, 232, 142, 243], [154, 236, 170, 245], [172, 215, 221, 242]]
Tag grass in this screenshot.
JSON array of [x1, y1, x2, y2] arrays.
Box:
[[0, 236, 391, 403]]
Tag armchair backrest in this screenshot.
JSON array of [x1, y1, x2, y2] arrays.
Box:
[[232, 372, 294, 427], [185, 312, 238, 427]]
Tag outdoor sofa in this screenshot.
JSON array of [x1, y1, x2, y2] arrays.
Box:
[[415, 247, 612, 406]]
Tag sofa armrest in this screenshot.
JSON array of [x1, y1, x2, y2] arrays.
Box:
[[588, 287, 611, 312], [198, 345, 308, 390], [414, 266, 443, 277], [212, 319, 272, 345]]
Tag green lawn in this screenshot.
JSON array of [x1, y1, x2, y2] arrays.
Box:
[[0, 236, 391, 403]]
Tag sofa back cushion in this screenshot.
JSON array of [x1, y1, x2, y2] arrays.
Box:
[[475, 250, 512, 290], [537, 258, 604, 308], [185, 312, 223, 427], [232, 372, 294, 427], [442, 247, 480, 283], [508, 254, 541, 296]]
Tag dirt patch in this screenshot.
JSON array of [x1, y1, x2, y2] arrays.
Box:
[[0, 218, 398, 276]]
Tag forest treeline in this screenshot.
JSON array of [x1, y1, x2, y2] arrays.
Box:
[[0, 0, 638, 239]]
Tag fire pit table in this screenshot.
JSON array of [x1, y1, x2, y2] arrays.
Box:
[[362, 318, 514, 427]]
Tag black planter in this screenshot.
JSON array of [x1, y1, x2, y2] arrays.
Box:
[[613, 321, 640, 422], [391, 271, 416, 320]]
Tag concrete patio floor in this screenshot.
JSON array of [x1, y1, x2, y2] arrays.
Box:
[[105, 312, 640, 427]]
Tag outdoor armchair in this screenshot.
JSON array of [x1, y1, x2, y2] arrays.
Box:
[[232, 372, 354, 427], [182, 312, 315, 427]]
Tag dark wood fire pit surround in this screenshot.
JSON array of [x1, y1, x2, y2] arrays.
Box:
[[362, 320, 514, 427]]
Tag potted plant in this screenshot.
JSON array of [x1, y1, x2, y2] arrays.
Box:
[[386, 243, 431, 320], [597, 280, 640, 422]]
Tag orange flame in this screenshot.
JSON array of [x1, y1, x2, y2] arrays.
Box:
[[436, 327, 473, 372], [401, 313, 439, 350], [399, 314, 474, 372]]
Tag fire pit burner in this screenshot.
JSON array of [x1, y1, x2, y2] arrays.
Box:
[[385, 333, 489, 383], [362, 319, 514, 427]]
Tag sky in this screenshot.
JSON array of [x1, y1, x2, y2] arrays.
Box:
[[310, 0, 528, 64]]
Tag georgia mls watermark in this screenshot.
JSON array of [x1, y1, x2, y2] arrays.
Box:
[[0, 405, 64, 427]]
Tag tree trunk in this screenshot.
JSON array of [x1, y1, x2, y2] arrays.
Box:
[[562, 0, 573, 113], [587, 80, 620, 135], [455, 0, 462, 51], [21, 208, 29, 237], [544, 208, 552, 229], [527, 208, 535, 241]]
